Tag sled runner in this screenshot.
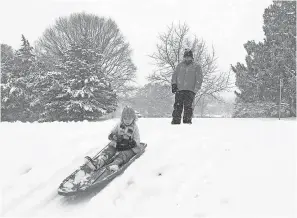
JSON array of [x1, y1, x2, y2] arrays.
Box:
[[58, 143, 147, 196]]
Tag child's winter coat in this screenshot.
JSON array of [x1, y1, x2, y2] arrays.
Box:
[[97, 121, 141, 168], [109, 122, 141, 152]]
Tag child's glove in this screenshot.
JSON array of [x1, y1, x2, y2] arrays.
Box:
[[172, 84, 178, 93], [128, 138, 137, 148], [108, 133, 118, 141], [112, 135, 118, 141]]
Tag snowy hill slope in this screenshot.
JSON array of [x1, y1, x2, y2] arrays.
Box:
[[0, 118, 296, 217]]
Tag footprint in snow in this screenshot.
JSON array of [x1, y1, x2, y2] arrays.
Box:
[[194, 193, 200, 198], [220, 197, 230, 205], [20, 167, 32, 175], [153, 164, 174, 177], [202, 176, 212, 185], [126, 179, 134, 188], [193, 212, 207, 218]]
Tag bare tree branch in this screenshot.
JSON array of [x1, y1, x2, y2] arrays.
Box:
[[36, 13, 136, 94], [149, 22, 233, 106]]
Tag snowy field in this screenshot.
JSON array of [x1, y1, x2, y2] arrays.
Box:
[[0, 118, 296, 218]]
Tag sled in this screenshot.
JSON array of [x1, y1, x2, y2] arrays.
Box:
[[58, 143, 147, 196]]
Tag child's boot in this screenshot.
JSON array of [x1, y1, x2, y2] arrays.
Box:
[[108, 164, 119, 172], [86, 154, 109, 171], [84, 156, 98, 171]]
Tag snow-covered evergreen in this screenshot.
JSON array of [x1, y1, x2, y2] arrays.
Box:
[[1, 36, 37, 122], [40, 38, 117, 121], [232, 1, 296, 117], [1, 34, 118, 122]]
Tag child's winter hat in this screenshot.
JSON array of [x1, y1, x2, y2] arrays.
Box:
[[121, 106, 137, 122]]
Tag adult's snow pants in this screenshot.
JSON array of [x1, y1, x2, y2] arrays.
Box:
[[172, 90, 195, 123]]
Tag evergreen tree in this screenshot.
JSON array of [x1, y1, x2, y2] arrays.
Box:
[[1, 44, 14, 82], [40, 37, 117, 121], [232, 1, 296, 117], [1, 36, 37, 121], [1, 44, 15, 121], [263, 1, 296, 116]]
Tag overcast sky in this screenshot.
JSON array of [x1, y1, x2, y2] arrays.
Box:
[[1, 0, 272, 92]]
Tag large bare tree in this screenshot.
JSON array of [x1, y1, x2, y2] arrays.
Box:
[[149, 22, 233, 105], [36, 12, 136, 93]]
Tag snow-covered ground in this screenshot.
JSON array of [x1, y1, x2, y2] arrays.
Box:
[[0, 118, 296, 218]]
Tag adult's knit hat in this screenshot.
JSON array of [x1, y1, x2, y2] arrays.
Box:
[[183, 49, 193, 59]]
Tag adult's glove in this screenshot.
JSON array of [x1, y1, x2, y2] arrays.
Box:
[[172, 84, 178, 94]]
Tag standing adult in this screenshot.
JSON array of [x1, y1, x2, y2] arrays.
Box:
[[171, 49, 203, 124]]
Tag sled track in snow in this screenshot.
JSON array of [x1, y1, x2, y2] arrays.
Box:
[[1, 146, 101, 216], [1, 180, 49, 216]]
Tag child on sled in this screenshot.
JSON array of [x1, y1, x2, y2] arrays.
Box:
[[85, 106, 142, 172]]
